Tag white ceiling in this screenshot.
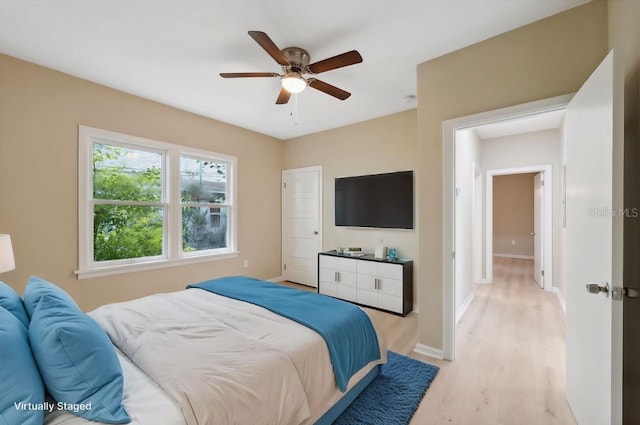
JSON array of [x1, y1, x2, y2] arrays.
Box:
[[474, 109, 566, 140], [0, 0, 589, 140]]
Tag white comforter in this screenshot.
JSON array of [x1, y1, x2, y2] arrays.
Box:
[[88, 288, 385, 425], [44, 348, 187, 425]]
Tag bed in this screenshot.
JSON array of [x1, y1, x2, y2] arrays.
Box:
[[40, 276, 387, 425]]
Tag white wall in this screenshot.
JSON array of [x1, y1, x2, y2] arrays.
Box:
[[480, 128, 562, 288], [557, 120, 568, 308], [454, 129, 481, 319]]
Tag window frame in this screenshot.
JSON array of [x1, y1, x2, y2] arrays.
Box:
[[77, 126, 238, 279]]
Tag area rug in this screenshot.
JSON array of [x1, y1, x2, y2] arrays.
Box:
[[334, 351, 439, 425]]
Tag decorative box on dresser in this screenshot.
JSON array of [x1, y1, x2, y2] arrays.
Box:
[[317, 250, 413, 316]]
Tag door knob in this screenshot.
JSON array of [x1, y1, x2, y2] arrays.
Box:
[[530, 232, 535, 236], [611, 286, 639, 300], [586, 282, 609, 297], [313, 231, 318, 235]]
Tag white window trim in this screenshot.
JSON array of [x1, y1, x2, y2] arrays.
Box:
[[76, 125, 238, 280]]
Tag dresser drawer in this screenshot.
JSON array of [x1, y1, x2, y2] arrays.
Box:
[[337, 271, 357, 288], [319, 282, 337, 297], [319, 255, 337, 270], [356, 274, 377, 291], [319, 267, 336, 283], [378, 293, 402, 314], [337, 257, 357, 273], [378, 263, 403, 280], [357, 260, 378, 277], [337, 285, 357, 303], [379, 278, 403, 297]]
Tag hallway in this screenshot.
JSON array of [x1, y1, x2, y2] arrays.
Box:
[[412, 258, 575, 425]]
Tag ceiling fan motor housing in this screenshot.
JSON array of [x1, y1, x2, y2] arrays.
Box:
[[282, 47, 310, 73]]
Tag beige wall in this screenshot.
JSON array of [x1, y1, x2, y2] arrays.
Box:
[[283, 110, 418, 302], [416, 1, 609, 349], [0, 54, 283, 311], [493, 173, 535, 257]]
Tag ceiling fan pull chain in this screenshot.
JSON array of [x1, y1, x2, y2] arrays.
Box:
[[289, 96, 294, 119], [289, 93, 299, 125]]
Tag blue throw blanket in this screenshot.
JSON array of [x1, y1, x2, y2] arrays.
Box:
[[186, 276, 381, 392]]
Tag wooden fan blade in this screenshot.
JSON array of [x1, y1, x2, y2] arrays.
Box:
[[248, 31, 290, 66], [219, 72, 279, 78], [308, 79, 351, 100], [308, 50, 363, 74], [275, 87, 291, 105]]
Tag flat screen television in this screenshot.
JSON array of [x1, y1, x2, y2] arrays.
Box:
[[335, 171, 414, 229]]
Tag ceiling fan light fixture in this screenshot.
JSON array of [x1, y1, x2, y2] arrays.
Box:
[[281, 72, 307, 94], [221, 32, 359, 104]]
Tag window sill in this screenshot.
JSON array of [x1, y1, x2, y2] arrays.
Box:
[[75, 251, 240, 280]]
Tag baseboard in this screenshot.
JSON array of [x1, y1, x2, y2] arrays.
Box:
[[413, 343, 444, 360], [553, 287, 566, 313], [493, 253, 534, 260], [412, 304, 419, 314], [476, 279, 491, 284], [268, 276, 284, 282], [456, 291, 475, 324]]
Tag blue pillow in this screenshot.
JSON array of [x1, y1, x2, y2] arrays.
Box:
[[0, 281, 29, 328], [0, 306, 45, 425], [27, 283, 130, 424], [23, 275, 78, 318]]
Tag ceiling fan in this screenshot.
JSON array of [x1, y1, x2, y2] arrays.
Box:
[[220, 31, 363, 104]]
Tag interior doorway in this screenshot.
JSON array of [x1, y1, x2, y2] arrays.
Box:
[[443, 94, 571, 361], [440, 51, 625, 423], [489, 172, 541, 286], [484, 165, 552, 290]]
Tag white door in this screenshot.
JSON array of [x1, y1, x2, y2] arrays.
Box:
[[565, 51, 622, 425], [282, 166, 322, 287], [533, 172, 543, 288]]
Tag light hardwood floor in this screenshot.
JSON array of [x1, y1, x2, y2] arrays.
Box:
[[284, 257, 576, 425]]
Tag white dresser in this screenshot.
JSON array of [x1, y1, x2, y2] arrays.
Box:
[[318, 251, 413, 316]]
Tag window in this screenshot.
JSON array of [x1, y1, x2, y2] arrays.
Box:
[[77, 126, 237, 278], [180, 156, 229, 253]]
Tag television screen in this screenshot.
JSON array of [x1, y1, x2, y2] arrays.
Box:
[[335, 171, 414, 229]]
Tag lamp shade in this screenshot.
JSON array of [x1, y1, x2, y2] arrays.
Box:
[[0, 234, 15, 273], [281, 73, 307, 94]]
